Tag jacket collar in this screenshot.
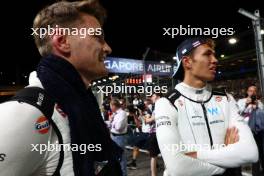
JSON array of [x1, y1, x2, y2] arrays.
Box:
[[175, 82, 212, 102]]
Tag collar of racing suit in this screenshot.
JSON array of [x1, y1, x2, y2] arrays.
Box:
[[175, 82, 212, 103]]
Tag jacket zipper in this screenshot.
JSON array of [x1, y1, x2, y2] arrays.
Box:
[[201, 103, 213, 148]]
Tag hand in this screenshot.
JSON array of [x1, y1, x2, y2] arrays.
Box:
[[246, 97, 252, 105], [225, 127, 239, 146], [109, 114, 114, 121], [185, 152, 197, 158], [252, 104, 257, 110]]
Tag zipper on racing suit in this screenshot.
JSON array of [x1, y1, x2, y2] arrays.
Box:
[[201, 102, 213, 148]]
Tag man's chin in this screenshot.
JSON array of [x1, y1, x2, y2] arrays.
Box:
[[95, 69, 108, 79], [203, 75, 215, 82], [208, 75, 215, 81]]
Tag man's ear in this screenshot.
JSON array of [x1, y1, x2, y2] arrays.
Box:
[[182, 56, 192, 70], [51, 33, 71, 55]]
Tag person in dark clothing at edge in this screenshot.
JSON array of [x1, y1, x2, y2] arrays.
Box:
[[0, 0, 122, 175]]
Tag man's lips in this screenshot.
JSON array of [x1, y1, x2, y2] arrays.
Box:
[[209, 67, 217, 73], [99, 56, 106, 62]]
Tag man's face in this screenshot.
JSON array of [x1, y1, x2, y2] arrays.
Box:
[[68, 14, 112, 81], [186, 44, 218, 82], [247, 86, 257, 97], [110, 103, 115, 112], [151, 94, 160, 103]]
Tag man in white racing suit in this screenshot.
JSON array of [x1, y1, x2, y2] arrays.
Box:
[[0, 72, 74, 176], [155, 37, 258, 176]]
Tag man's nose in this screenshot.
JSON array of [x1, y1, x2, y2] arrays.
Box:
[[212, 55, 218, 64], [104, 42, 112, 55]]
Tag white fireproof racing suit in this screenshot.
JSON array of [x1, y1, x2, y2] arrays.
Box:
[[0, 72, 74, 176], [155, 82, 258, 176]]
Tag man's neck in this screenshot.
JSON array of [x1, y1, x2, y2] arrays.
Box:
[[53, 53, 92, 89], [80, 75, 91, 89], [183, 76, 206, 88]]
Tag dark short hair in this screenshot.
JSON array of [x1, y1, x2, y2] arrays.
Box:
[[110, 98, 121, 108], [173, 37, 215, 81], [151, 92, 163, 97]]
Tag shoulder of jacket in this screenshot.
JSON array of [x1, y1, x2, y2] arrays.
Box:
[[166, 89, 181, 101], [0, 101, 44, 118], [212, 88, 227, 96]]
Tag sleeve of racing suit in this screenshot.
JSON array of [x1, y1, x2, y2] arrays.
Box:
[[155, 98, 225, 176], [197, 95, 259, 168], [0, 101, 51, 175], [236, 99, 246, 115]]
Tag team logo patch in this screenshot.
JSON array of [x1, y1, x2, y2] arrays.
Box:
[[178, 100, 184, 106], [215, 96, 222, 102], [35, 116, 50, 134], [56, 104, 67, 118], [207, 107, 219, 116]]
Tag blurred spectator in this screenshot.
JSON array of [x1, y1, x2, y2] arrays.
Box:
[[127, 98, 152, 170], [109, 99, 128, 176], [237, 85, 264, 176], [145, 93, 162, 176]]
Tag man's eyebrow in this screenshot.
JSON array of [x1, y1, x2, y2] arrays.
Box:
[[203, 49, 215, 55], [101, 29, 105, 37]]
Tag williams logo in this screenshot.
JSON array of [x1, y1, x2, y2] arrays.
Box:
[[0, 153, 6, 161], [207, 107, 219, 116]]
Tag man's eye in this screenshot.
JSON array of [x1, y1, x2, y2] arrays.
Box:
[[94, 35, 105, 43]]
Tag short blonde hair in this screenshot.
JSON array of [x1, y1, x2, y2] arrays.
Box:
[[33, 0, 106, 56]]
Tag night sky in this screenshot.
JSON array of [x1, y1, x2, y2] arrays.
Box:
[[0, 0, 262, 85]]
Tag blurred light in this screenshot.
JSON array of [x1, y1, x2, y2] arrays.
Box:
[[173, 56, 177, 60], [229, 38, 237, 44], [112, 75, 119, 80], [98, 80, 101, 83], [12, 82, 15, 85], [218, 71, 221, 74], [103, 79, 106, 82], [220, 54, 225, 58], [261, 29, 264, 35], [93, 82, 96, 85], [160, 60, 165, 64]]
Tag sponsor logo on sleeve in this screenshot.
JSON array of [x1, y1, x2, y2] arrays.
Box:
[[35, 116, 50, 134], [156, 116, 170, 121], [156, 121, 171, 128]]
